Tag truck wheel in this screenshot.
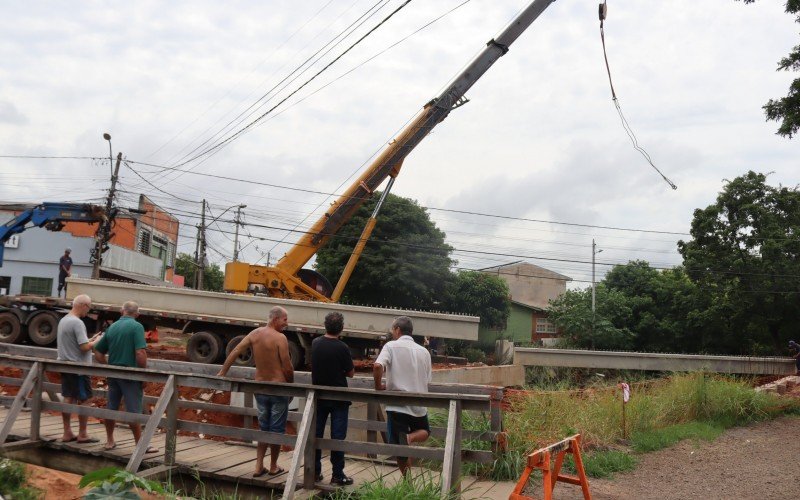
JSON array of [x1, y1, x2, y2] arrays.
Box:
[[28, 312, 60, 346], [288, 340, 304, 370], [225, 335, 255, 367], [187, 331, 223, 364], [0, 312, 25, 344]]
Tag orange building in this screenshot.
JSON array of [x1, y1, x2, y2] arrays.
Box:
[[62, 195, 180, 282]]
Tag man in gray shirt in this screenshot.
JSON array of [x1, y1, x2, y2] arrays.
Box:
[[57, 294, 102, 443]]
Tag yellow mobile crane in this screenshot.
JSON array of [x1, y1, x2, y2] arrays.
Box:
[[224, 0, 556, 302]]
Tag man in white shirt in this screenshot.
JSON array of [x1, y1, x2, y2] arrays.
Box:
[[373, 316, 432, 476]]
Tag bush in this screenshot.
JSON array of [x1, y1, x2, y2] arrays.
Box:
[[461, 347, 486, 363], [0, 459, 39, 499]]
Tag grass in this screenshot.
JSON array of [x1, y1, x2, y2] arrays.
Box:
[[504, 372, 800, 480], [0, 458, 41, 499], [328, 471, 459, 500]]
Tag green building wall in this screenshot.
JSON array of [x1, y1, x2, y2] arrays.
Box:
[[477, 302, 533, 349]]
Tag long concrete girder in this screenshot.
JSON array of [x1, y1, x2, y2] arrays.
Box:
[[514, 347, 796, 375], [67, 277, 478, 340]]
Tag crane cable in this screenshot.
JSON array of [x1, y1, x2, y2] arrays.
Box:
[[599, 1, 677, 190]]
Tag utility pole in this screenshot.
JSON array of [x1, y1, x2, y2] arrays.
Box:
[[193, 224, 201, 289], [591, 239, 603, 314], [232, 204, 246, 261], [197, 200, 207, 290], [92, 134, 122, 279]]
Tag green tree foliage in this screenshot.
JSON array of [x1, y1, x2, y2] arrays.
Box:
[[315, 193, 454, 309], [441, 270, 510, 328], [174, 252, 224, 292], [678, 171, 800, 353], [604, 262, 704, 352], [547, 285, 636, 350], [741, 0, 800, 138]]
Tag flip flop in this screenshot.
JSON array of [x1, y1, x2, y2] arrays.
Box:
[[103, 443, 117, 451], [253, 469, 268, 478], [61, 437, 77, 443], [268, 467, 286, 476], [76, 437, 100, 444], [145, 446, 159, 454]]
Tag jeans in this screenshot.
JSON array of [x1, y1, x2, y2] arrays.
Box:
[[255, 394, 289, 433], [315, 400, 349, 478]]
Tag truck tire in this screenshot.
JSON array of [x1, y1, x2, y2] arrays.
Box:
[[225, 335, 255, 367], [288, 339, 303, 370], [187, 331, 223, 364], [0, 312, 25, 344], [27, 312, 60, 346]]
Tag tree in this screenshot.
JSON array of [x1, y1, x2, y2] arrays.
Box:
[[678, 171, 800, 353], [174, 252, 224, 292], [441, 271, 510, 328], [315, 193, 454, 309], [547, 285, 636, 350], [741, 1, 800, 138]]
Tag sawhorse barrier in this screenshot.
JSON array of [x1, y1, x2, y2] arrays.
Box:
[[509, 434, 591, 500]]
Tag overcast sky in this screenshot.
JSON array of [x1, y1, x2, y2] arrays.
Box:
[[1, 0, 798, 288]]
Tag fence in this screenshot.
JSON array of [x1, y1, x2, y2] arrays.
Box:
[[0, 344, 505, 499]]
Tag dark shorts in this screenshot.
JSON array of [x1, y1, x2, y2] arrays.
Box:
[[58, 273, 68, 286], [386, 411, 431, 445], [255, 394, 289, 433], [107, 378, 143, 414], [61, 373, 92, 401]]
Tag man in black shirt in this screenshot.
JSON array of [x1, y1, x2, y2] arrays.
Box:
[[311, 312, 355, 486], [57, 248, 73, 297]]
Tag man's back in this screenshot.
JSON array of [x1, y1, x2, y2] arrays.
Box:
[[250, 327, 291, 383], [376, 336, 431, 416]]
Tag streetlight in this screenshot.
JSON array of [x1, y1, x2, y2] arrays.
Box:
[[592, 239, 603, 314], [103, 133, 112, 176]]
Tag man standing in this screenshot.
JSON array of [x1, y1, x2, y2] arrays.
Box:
[[373, 316, 432, 476], [56, 294, 102, 443], [218, 306, 294, 477], [789, 341, 800, 375], [93, 301, 156, 453], [311, 312, 355, 486], [57, 248, 72, 297]]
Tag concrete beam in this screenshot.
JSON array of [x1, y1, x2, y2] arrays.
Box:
[[67, 277, 478, 340], [514, 347, 795, 375]]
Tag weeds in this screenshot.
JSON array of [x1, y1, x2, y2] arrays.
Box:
[[328, 470, 460, 500], [0, 458, 41, 499]]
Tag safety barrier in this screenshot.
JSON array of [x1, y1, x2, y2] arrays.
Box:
[[509, 434, 591, 500]]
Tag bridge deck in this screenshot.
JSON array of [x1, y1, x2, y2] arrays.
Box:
[[0, 406, 515, 498]]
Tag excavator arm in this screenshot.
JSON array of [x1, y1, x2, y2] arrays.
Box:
[[224, 0, 557, 301], [0, 202, 106, 266]]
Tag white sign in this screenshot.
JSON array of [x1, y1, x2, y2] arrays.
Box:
[[3, 235, 19, 249]]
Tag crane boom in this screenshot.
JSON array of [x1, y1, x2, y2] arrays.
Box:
[[224, 0, 556, 300], [0, 203, 106, 266]]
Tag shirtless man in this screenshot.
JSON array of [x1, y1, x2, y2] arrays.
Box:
[[218, 306, 294, 477]]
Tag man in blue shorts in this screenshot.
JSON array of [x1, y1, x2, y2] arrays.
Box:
[[94, 301, 156, 453], [56, 294, 102, 443], [219, 306, 294, 477]]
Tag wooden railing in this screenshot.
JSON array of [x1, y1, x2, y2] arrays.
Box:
[[0, 344, 505, 499]]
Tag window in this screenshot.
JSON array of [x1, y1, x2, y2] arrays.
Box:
[[535, 317, 557, 334], [138, 229, 151, 254], [0, 276, 10, 295], [21, 277, 53, 296]]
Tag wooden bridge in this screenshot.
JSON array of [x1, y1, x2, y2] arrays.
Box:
[[0, 344, 516, 499]]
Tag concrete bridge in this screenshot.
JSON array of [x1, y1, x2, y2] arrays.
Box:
[[514, 347, 796, 375]]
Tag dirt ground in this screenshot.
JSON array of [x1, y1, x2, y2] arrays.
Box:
[[555, 415, 800, 500]]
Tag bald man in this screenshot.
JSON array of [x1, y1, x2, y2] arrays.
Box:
[[219, 306, 294, 477], [56, 294, 102, 443]]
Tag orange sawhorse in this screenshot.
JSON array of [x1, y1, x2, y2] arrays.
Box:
[[509, 434, 592, 500]]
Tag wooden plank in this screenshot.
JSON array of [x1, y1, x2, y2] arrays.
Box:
[[283, 389, 316, 499], [443, 400, 462, 496], [29, 363, 44, 441], [0, 361, 39, 444], [317, 438, 445, 462], [164, 377, 179, 466], [127, 375, 175, 472], [0, 439, 43, 452]]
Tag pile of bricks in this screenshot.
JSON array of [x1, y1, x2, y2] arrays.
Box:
[[755, 375, 800, 395]]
